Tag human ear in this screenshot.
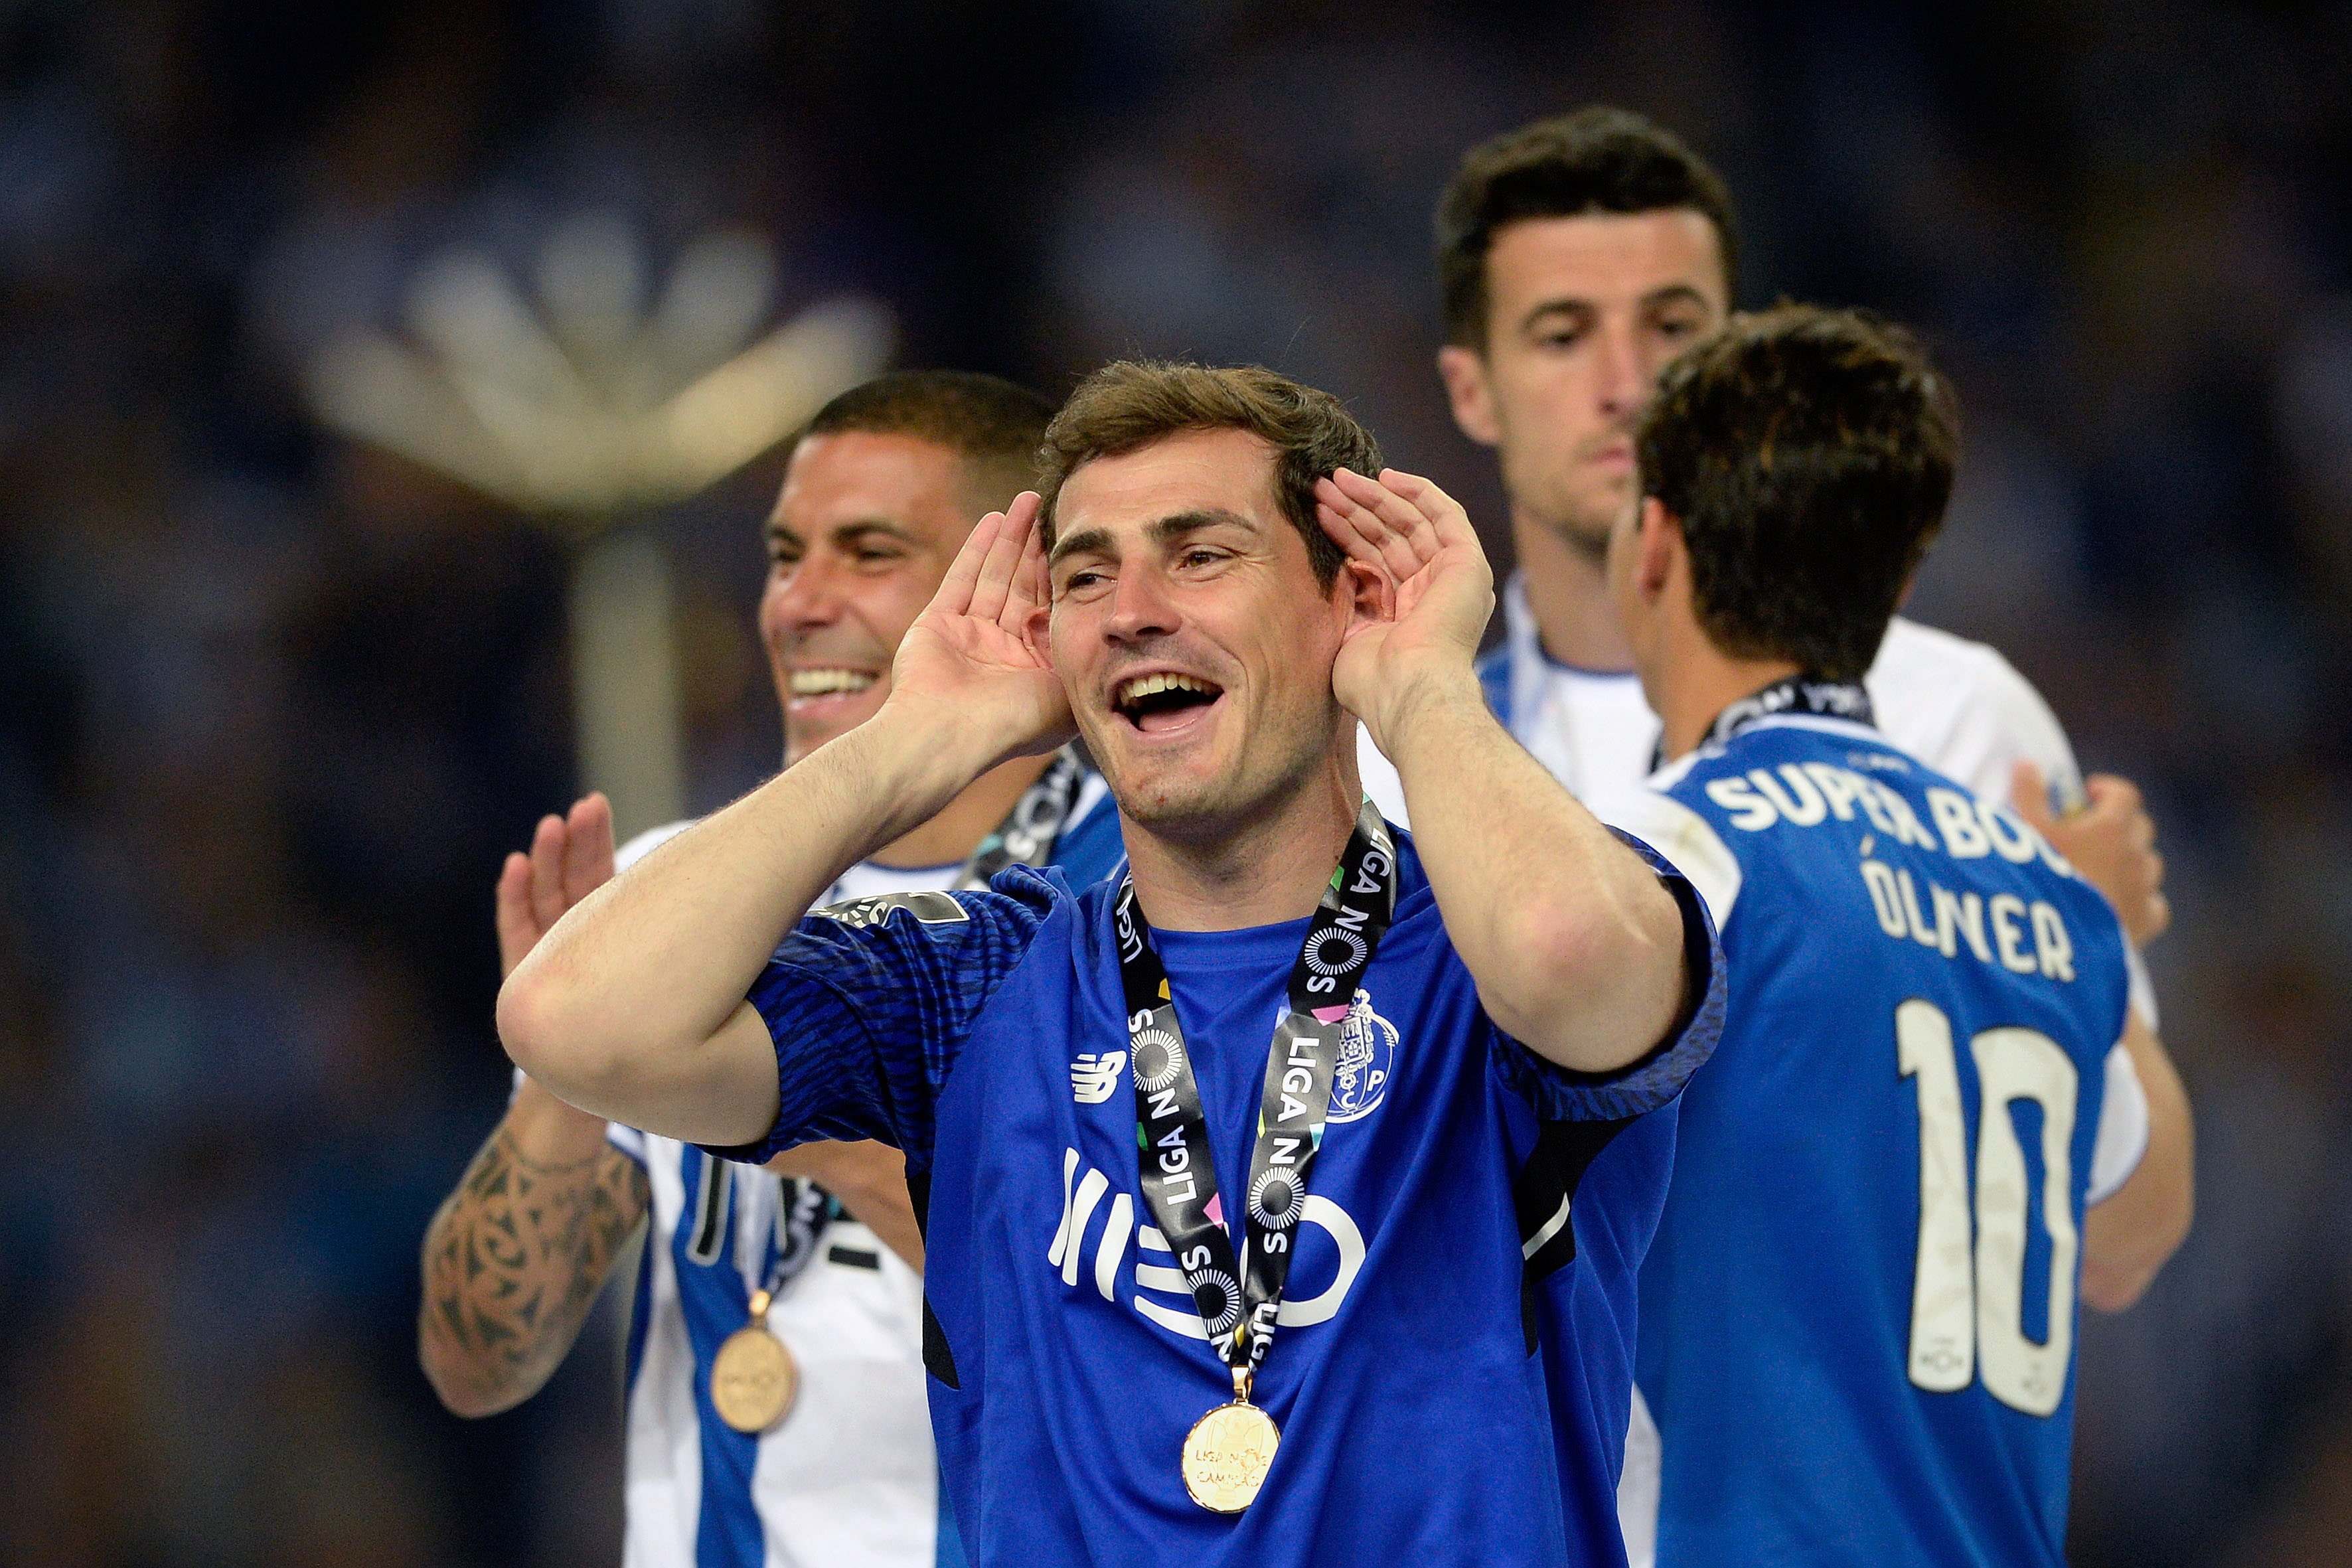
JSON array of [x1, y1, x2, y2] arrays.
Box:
[[1437, 345, 1502, 449], [1024, 600, 1054, 665], [1636, 498, 1678, 601], [1338, 554, 1393, 630]]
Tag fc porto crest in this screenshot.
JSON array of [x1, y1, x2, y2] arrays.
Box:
[[1325, 988, 1398, 1123]]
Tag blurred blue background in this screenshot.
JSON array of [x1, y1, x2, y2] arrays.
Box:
[[3, 2, 2348, 1563]]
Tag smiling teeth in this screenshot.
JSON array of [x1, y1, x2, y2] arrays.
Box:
[[790, 668, 878, 696], [1115, 672, 1217, 707]]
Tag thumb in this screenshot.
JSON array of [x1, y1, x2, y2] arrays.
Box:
[[2011, 760, 2057, 831]]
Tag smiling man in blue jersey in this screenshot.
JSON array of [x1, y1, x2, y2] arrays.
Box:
[[1599, 306, 2194, 1565], [420, 370, 1124, 1568], [500, 360, 1725, 1565]]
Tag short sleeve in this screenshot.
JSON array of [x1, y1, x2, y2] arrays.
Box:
[[699, 866, 1062, 1168], [1933, 649, 2084, 811], [2086, 1041, 2151, 1206], [1488, 828, 1726, 1123]]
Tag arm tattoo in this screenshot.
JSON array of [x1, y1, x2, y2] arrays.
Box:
[[418, 1125, 651, 1416]]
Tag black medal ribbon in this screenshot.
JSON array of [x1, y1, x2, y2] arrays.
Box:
[[1701, 673, 1875, 751], [955, 749, 1085, 892], [1116, 798, 1398, 1379]]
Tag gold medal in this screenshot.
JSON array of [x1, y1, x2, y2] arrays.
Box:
[[1181, 1368, 1281, 1512], [710, 1289, 799, 1434]]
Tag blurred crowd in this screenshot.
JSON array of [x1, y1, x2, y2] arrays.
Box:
[[2, 2, 2348, 1563]]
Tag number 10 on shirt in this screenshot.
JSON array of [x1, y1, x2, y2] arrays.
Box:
[[1897, 998, 2080, 1419]]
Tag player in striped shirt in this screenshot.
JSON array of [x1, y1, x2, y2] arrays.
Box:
[[419, 372, 1123, 1568]]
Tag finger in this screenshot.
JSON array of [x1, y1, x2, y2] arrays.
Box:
[[934, 509, 1006, 617], [1007, 503, 1050, 632], [528, 814, 567, 933], [2010, 761, 2055, 830], [1375, 467, 1480, 552], [565, 792, 616, 903], [2086, 773, 2144, 814], [1323, 471, 1428, 582], [495, 852, 537, 975], [1313, 484, 1389, 564], [2143, 892, 2171, 942], [967, 496, 1033, 624], [2128, 812, 2156, 852], [2145, 849, 2165, 890]]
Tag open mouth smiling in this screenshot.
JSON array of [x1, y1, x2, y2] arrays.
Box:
[[1110, 670, 1225, 736], [788, 667, 880, 700]]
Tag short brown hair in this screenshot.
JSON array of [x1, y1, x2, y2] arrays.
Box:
[[1437, 107, 1739, 349], [1636, 304, 1959, 681], [1036, 361, 1381, 588], [790, 369, 1057, 509]]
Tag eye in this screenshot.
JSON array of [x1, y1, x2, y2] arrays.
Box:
[[852, 543, 904, 566], [1062, 568, 1104, 592], [1180, 548, 1223, 568]]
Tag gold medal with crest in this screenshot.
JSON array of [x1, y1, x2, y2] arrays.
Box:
[[710, 1288, 799, 1434], [1181, 1366, 1281, 1512]]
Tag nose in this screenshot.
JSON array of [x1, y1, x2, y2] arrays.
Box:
[[767, 552, 844, 637], [1593, 320, 1649, 419], [1103, 562, 1180, 646]]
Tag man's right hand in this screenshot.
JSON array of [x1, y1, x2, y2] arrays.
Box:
[[888, 491, 1073, 769], [421, 794, 649, 1418], [498, 792, 617, 980], [496, 793, 622, 1161]]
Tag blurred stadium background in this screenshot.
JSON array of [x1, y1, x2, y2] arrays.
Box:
[[3, 2, 2348, 1563]]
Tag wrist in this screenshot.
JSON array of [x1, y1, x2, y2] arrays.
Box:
[[857, 698, 1009, 815], [507, 1075, 614, 1164], [1365, 659, 1484, 759]]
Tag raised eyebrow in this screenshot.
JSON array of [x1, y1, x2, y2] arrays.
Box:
[[1148, 509, 1253, 544], [1047, 526, 1113, 569]]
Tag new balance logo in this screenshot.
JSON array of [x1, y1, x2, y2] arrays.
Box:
[[1071, 1051, 1127, 1105]]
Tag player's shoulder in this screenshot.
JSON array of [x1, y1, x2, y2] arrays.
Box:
[[1598, 783, 1747, 933], [1869, 618, 2079, 806]]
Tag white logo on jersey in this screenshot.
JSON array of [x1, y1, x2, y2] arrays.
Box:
[[1071, 1051, 1127, 1105], [1045, 1148, 1366, 1338], [1326, 988, 1398, 1123]]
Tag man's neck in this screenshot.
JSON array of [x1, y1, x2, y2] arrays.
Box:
[[1650, 629, 1804, 763], [1122, 759, 1359, 933], [1512, 507, 1634, 673], [870, 751, 1055, 869]]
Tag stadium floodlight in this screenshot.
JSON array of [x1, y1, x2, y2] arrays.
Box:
[[303, 214, 894, 835]]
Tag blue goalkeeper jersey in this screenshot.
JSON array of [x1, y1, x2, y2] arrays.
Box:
[[1618, 707, 2140, 1567], [711, 825, 1723, 1567]]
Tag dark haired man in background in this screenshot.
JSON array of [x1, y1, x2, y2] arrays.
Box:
[[420, 371, 1123, 1568], [1607, 304, 2191, 1564], [1372, 107, 2165, 950]]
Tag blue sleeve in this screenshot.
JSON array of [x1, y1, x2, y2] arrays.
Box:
[[698, 866, 1062, 1168], [1488, 828, 1726, 1122]]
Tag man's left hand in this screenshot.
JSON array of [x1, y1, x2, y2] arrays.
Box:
[[1314, 466, 1496, 749], [2015, 762, 2170, 946]]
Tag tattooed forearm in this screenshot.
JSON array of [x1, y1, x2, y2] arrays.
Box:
[[418, 1123, 650, 1417]]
